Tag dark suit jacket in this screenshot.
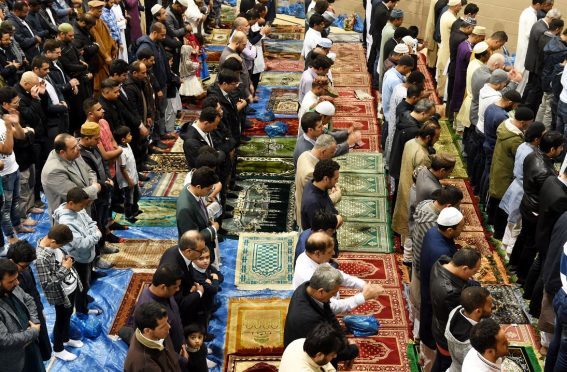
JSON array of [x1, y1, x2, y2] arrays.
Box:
[[6, 13, 39, 62], [207, 83, 240, 140], [525, 19, 549, 73], [369, 1, 389, 43], [15, 84, 47, 140], [180, 123, 226, 169], [176, 186, 217, 256], [536, 176, 567, 260], [158, 245, 202, 326], [48, 60, 73, 96], [26, 11, 56, 39]]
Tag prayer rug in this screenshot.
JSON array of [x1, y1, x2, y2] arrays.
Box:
[[474, 253, 510, 284], [333, 63, 368, 73], [205, 28, 232, 45], [206, 49, 222, 63], [502, 324, 541, 349], [338, 221, 393, 253], [177, 109, 200, 125], [340, 329, 411, 371], [207, 61, 220, 75], [271, 24, 304, 33], [243, 118, 298, 136], [455, 231, 492, 255], [338, 287, 408, 329], [225, 355, 281, 372], [236, 157, 295, 178], [338, 196, 388, 223], [460, 203, 484, 232], [334, 86, 373, 100], [328, 33, 361, 43], [148, 153, 188, 173], [109, 272, 153, 335], [335, 152, 385, 174], [265, 59, 304, 72], [333, 73, 371, 87], [433, 142, 467, 178], [267, 88, 299, 116], [417, 53, 442, 105], [220, 6, 236, 24], [486, 285, 530, 324], [340, 173, 387, 197], [140, 172, 187, 197], [225, 298, 290, 354], [237, 137, 297, 158], [113, 197, 177, 227], [259, 72, 302, 87], [102, 239, 176, 269], [263, 40, 303, 58], [504, 346, 542, 372], [351, 134, 380, 152], [334, 100, 375, 117], [332, 117, 378, 134], [332, 42, 365, 52], [336, 253, 400, 287], [170, 137, 184, 153], [222, 178, 295, 235], [440, 178, 474, 204], [267, 32, 304, 40], [235, 232, 297, 290]]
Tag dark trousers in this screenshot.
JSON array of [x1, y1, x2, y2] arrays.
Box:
[[486, 197, 507, 240], [122, 185, 140, 219], [432, 348, 452, 372], [545, 289, 567, 371], [523, 72, 543, 114], [509, 209, 538, 282], [53, 290, 77, 352], [74, 261, 91, 314]]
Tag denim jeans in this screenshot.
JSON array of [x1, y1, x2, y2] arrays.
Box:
[[1, 170, 21, 238], [557, 100, 567, 137], [545, 289, 567, 371]]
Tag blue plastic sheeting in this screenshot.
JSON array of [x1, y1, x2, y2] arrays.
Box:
[[113, 226, 179, 240], [249, 85, 299, 120]]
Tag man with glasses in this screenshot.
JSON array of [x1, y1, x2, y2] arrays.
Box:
[[159, 230, 206, 326]]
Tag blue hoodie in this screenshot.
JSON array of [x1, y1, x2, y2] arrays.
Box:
[[53, 203, 101, 264]]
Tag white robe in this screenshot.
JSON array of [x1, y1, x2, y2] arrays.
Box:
[[302, 28, 322, 58], [111, 4, 128, 62], [365, 0, 373, 59], [515, 6, 537, 95]]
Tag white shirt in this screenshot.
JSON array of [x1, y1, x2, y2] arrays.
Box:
[[298, 68, 317, 103], [45, 8, 57, 26], [116, 143, 138, 188], [462, 348, 503, 372], [41, 77, 60, 105], [192, 121, 213, 147], [298, 91, 319, 125], [302, 28, 322, 58], [477, 84, 502, 133], [0, 119, 18, 176], [279, 338, 336, 372], [293, 252, 366, 314], [515, 6, 538, 73], [560, 64, 567, 103]]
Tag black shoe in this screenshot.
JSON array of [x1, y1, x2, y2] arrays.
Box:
[[135, 210, 144, 216], [245, 107, 256, 115], [87, 295, 95, 303], [138, 173, 150, 181], [145, 159, 158, 166], [227, 192, 238, 199], [91, 270, 108, 281], [240, 135, 251, 142], [162, 134, 176, 140], [139, 164, 151, 172], [221, 212, 233, 219], [109, 222, 128, 230], [225, 205, 234, 212], [231, 185, 244, 192], [218, 227, 229, 235], [126, 217, 138, 224], [154, 141, 169, 149], [105, 233, 123, 244], [112, 205, 125, 213]]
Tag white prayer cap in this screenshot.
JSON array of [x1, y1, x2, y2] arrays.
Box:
[[327, 52, 337, 62], [402, 35, 416, 47], [318, 38, 333, 49], [473, 41, 489, 54], [151, 4, 163, 15], [393, 43, 410, 54], [175, 0, 188, 7], [315, 101, 336, 116], [437, 207, 464, 227], [448, 0, 461, 6]]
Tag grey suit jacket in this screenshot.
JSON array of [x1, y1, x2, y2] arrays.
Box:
[[0, 286, 40, 372], [41, 150, 98, 218], [293, 132, 350, 167]]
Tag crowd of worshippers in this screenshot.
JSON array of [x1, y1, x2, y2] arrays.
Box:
[[364, 0, 567, 371]]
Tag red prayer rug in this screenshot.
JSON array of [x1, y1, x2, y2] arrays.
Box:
[[460, 203, 484, 232], [351, 134, 380, 152], [109, 273, 153, 335], [333, 117, 378, 134], [334, 100, 375, 117], [503, 324, 542, 349], [225, 354, 281, 372], [242, 118, 299, 136], [455, 231, 492, 255], [334, 87, 373, 99], [265, 59, 304, 72], [333, 73, 371, 87], [336, 253, 400, 288], [338, 287, 409, 329], [440, 178, 475, 204], [340, 329, 411, 371], [333, 63, 368, 73]]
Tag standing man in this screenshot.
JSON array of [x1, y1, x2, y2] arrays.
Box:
[[368, 0, 398, 88], [6, 2, 41, 63], [515, 0, 545, 96], [436, 0, 462, 100], [88, 0, 118, 94], [378, 8, 404, 87]]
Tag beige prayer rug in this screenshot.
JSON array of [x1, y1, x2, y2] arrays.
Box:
[[102, 239, 176, 269], [225, 297, 290, 354], [335, 152, 384, 174], [235, 232, 297, 290], [338, 221, 392, 253], [338, 196, 388, 223]]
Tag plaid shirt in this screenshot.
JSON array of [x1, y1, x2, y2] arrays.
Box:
[[35, 245, 82, 307], [101, 7, 121, 45]]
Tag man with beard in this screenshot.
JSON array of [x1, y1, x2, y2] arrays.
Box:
[[72, 14, 99, 84], [87, 0, 117, 94], [0, 258, 44, 372]]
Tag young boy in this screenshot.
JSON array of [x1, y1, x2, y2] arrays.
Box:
[[53, 187, 102, 317], [114, 126, 142, 223], [191, 246, 224, 320], [183, 324, 210, 372], [36, 224, 84, 361]]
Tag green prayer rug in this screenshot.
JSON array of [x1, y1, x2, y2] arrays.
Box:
[[259, 72, 302, 87], [113, 197, 177, 227], [340, 173, 387, 197], [338, 196, 388, 223], [222, 178, 295, 236], [238, 137, 297, 158], [236, 157, 295, 178], [335, 153, 385, 174], [504, 346, 542, 372], [235, 232, 297, 290], [434, 142, 467, 178], [338, 222, 393, 253]]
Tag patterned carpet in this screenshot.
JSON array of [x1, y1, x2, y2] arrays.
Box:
[[113, 197, 177, 227], [102, 239, 176, 269], [109, 273, 153, 335]]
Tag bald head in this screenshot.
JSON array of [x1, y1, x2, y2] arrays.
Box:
[[487, 53, 505, 70], [20, 71, 39, 92], [179, 230, 204, 251], [234, 16, 248, 28], [232, 30, 248, 44], [305, 231, 334, 256]]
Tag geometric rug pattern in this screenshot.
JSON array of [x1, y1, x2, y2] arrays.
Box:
[[109, 272, 153, 335], [102, 239, 177, 269]]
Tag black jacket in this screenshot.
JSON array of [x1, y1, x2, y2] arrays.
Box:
[[207, 83, 240, 140], [525, 19, 549, 73], [158, 245, 201, 326], [59, 40, 89, 80], [388, 111, 422, 179], [430, 257, 471, 349], [543, 211, 567, 296], [240, 0, 275, 24], [541, 36, 567, 93], [6, 13, 40, 62], [122, 76, 152, 125], [283, 282, 344, 347], [48, 60, 73, 96], [136, 36, 170, 92], [72, 24, 99, 74], [520, 149, 557, 216], [536, 176, 567, 261], [26, 11, 57, 39], [180, 124, 226, 168], [0, 45, 23, 86], [15, 83, 47, 141]]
